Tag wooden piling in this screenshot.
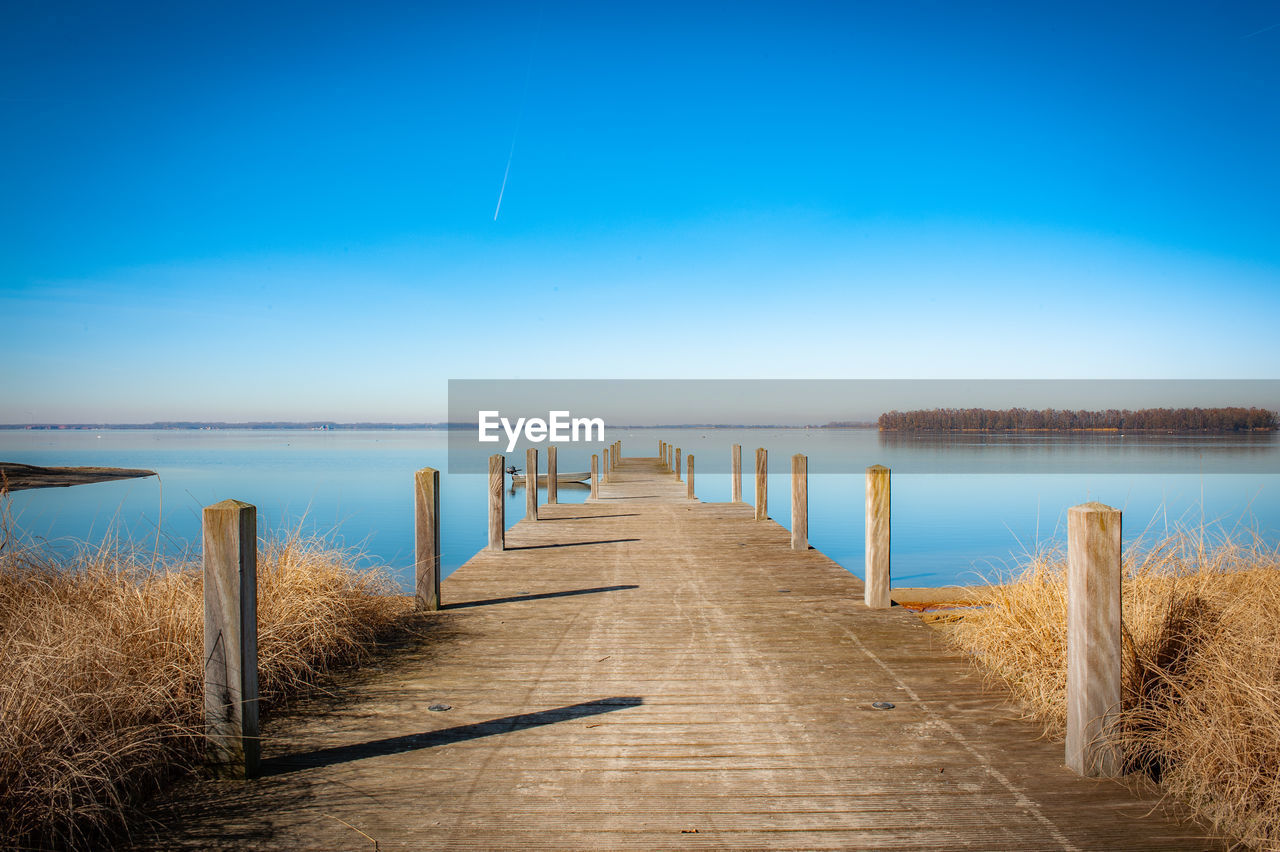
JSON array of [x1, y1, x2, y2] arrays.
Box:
[[667, 446, 673, 471], [1066, 502, 1123, 777], [731, 444, 742, 503], [687, 454, 695, 499], [202, 499, 260, 778], [754, 448, 767, 520], [414, 468, 440, 611], [547, 445, 558, 505], [675, 448, 682, 482], [864, 465, 890, 609], [488, 454, 504, 552], [525, 448, 538, 521], [791, 454, 807, 551], [603, 447, 611, 483], [590, 453, 599, 498]]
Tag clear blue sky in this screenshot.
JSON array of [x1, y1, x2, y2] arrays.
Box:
[[3, 1, 1278, 422]]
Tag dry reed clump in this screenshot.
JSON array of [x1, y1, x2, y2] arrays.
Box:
[[0, 526, 412, 850], [942, 531, 1280, 850]]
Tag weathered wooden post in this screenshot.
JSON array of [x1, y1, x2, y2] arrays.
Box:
[[414, 468, 440, 611], [202, 499, 260, 778], [865, 465, 890, 608], [667, 446, 673, 471], [547, 445, 558, 505], [488, 454, 504, 551], [687, 454, 695, 499], [660, 440, 666, 468], [791, 454, 807, 551], [754, 448, 767, 520], [590, 453, 599, 498], [675, 448, 682, 482], [603, 447, 611, 483], [731, 444, 742, 503], [1067, 502, 1123, 777], [525, 447, 538, 521], [616, 440, 622, 459]]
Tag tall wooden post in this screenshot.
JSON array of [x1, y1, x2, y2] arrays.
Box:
[[616, 440, 622, 459], [865, 465, 890, 608], [202, 499, 259, 778], [525, 447, 538, 521], [1067, 502, 1123, 777], [658, 439, 664, 461], [791, 454, 807, 551], [731, 444, 742, 503], [687, 454, 695, 499], [675, 448, 682, 482], [667, 446, 673, 471], [414, 468, 440, 611], [590, 453, 599, 498], [754, 448, 768, 520], [547, 445, 558, 505], [603, 447, 611, 483], [488, 454, 504, 551]]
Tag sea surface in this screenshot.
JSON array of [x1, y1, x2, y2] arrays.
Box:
[[3, 428, 1277, 591]]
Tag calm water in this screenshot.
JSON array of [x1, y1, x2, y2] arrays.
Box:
[[3, 429, 1277, 591]]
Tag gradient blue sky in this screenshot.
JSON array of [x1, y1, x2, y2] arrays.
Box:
[[3, 1, 1278, 422]]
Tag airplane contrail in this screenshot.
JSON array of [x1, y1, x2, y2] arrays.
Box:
[[492, 6, 543, 222], [494, 140, 516, 221]]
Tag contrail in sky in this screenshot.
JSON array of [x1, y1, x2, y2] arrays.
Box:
[[494, 140, 516, 221], [493, 6, 543, 222]]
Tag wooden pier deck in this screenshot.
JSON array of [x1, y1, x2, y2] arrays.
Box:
[[139, 456, 1215, 850]]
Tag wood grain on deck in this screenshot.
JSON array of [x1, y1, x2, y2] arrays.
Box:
[[137, 456, 1215, 851]]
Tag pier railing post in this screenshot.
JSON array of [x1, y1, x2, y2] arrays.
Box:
[[590, 453, 599, 498], [526, 448, 538, 521], [754, 448, 767, 520], [864, 465, 890, 608], [667, 446, 673, 471], [675, 448, 682, 482], [202, 499, 260, 778], [1067, 502, 1123, 778], [603, 447, 611, 483], [791, 454, 807, 551], [414, 468, 441, 611], [687, 454, 695, 499], [731, 444, 742, 503], [547, 445, 558, 505], [488, 454, 504, 551]]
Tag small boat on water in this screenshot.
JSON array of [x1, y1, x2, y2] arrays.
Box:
[[509, 472, 590, 486]]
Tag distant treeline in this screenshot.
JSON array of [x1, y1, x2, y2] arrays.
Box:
[[878, 407, 1278, 433]]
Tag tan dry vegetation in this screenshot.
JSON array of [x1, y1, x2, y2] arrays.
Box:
[[941, 532, 1280, 850], [0, 516, 412, 849]]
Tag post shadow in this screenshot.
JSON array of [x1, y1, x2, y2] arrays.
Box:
[[259, 697, 644, 777], [446, 585, 639, 609]]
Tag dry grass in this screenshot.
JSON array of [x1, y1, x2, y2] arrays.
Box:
[[943, 531, 1280, 850], [0, 513, 413, 849]]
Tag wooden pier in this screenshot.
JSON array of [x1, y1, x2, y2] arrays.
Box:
[[140, 454, 1214, 850]]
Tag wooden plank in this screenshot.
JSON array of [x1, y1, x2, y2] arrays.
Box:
[[414, 468, 441, 611], [1067, 502, 1122, 777], [865, 465, 890, 609], [0, 461, 156, 491], [201, 499, 259, 779]]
